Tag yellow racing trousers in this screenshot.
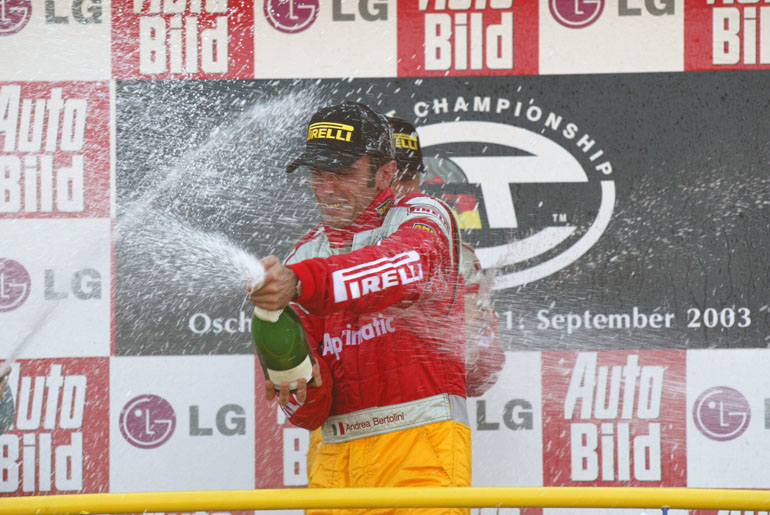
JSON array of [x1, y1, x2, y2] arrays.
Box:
[[307, 419, 471, 515]]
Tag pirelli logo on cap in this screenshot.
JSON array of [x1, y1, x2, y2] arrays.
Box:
[[331, 251, 424, 303], [308, 122, 354, 142], [394, 132, 418, 150]]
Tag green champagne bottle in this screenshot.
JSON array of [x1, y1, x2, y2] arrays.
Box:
[[251, 305, 314, 392]]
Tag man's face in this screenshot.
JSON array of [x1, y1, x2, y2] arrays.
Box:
[[309, 154, 381, 229]]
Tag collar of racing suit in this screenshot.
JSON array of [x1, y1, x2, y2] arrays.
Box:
[[321, 187, 395, 250]]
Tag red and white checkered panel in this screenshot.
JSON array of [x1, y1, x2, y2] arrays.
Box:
[[0, 82, 111, 219], [541, 350, 687, 488], [111, 0, 255, 79], [0, 219, 111, 359], [254, 0, 397, 78], [540, 0, 684, 74], [109, 355, 259, 491], [685, 0, 770, 71], [687, 349, 770, 489], [0, 0, 111, 81], [470, 351, 543, 488], [0, 358, 109, 496], [397, 0, 538, 77], [0, 1, 768, 509]]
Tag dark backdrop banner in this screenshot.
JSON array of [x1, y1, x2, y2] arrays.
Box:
[[115, 72, 770, 355]]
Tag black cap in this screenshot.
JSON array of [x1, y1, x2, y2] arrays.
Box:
[[388, 117, 425, 174], [286, 102, 395, 173]]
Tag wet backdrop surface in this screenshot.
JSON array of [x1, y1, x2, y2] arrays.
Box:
[[115, 73, 770, 355]]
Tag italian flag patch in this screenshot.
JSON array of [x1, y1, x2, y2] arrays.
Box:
[[332, 422, 345, 436]]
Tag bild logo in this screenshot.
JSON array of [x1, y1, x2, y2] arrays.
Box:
[[119, 394, 177, 449], [0, 258, 31, 312], [264, 0, 318, 33], [693, 386, 751, 442], [550, 0, 604, 28], [0, 0, 32, 35], [417, 118, 614, 290]]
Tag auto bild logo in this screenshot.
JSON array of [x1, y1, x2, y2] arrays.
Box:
[[693, 386, 751, 442], [414, 95, 615, 291], [264, 0, 318, 33], [119, 394, 176, 449], [0, 0, 32, 35], [0, 258, 31, 312], [550, 0, 604, 28]]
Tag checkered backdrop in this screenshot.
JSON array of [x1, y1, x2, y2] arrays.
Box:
[[1, 2, 769, 514]]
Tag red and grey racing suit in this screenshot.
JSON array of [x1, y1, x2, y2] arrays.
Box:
[[280, 188, 470, 514]]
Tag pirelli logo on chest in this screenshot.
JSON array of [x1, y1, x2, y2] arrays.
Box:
[[308, 122, 354, 142], [332, 251, 424, 303]]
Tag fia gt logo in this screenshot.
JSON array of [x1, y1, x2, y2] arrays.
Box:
[[418, 120, 614, 290]]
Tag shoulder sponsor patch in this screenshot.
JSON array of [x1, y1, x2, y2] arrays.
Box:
[[405, 200, 453, 238], [412, 222, 436, 235], [376, 198, 393, 217]]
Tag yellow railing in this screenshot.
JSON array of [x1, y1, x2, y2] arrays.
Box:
[[1, 487, 770, 514]]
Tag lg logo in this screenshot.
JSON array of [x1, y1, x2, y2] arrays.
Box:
[[550, 0, 674, 29], [692, 388, 770, 441], [0, 0, 32, 35], [189, 404, 246, 436], [119, 394, 177, 449], [44, 0, 103, 25], [263, 0, 387, 33], [0, 0, 101, 37], [119, 395, 246, 449], [0, 258, 30, 312], [332, 0, 387, 21], [0, 259, 103, 313], [476, 399, 534, 431], [44, 269, 102, 300], [263, 0, 318, 33], [693, 386, 751, 442], [550, 0, 604, 29]]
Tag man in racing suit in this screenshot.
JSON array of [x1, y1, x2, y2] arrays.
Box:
[[388, 117, 505, 398], [249, 102, 470, 514]]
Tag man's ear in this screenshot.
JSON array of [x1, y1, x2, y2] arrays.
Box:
[[376, 160, 397, 191]]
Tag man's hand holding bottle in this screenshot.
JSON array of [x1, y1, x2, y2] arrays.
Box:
[[264, 363, 323, 407], [248, 255, 323, 408], [247, 255, 298, 311]]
